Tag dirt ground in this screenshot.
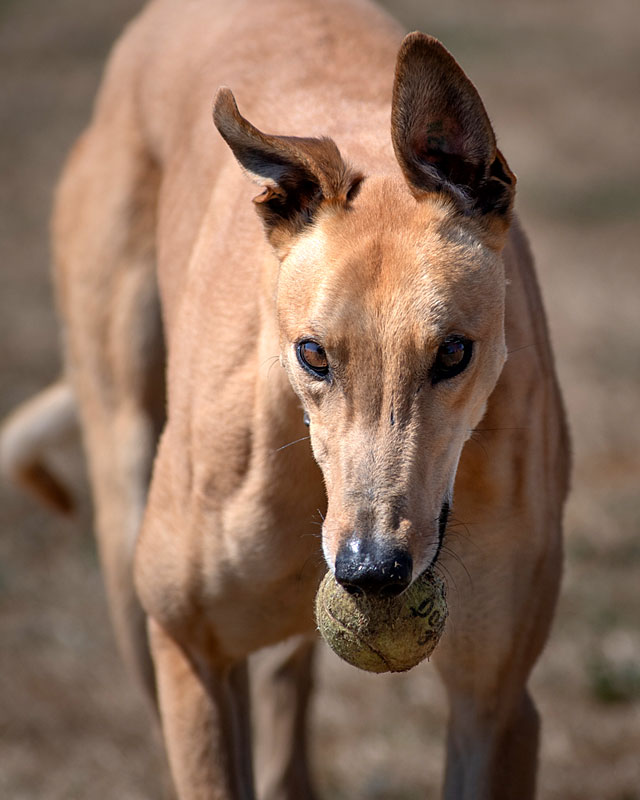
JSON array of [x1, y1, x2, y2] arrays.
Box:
[[1, 0, 639, 798]]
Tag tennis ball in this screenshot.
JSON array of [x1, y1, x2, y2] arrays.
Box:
[[315, 569, 447, 673]]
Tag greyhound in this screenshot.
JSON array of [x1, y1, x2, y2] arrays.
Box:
[[1, 0, 569, 797]]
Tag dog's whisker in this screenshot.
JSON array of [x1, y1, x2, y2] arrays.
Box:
[[447, 515, 474, 536], [506, 341, 538, 355], [297, 550, 326, 583], [432, 563, 462, 628], [273, 435, 310, 453], [265, 356, 282, 379], [444, 528, 480, 554], [435, 560, 458, 595], [439, 544, 474, 589], [446, 525, 484, 557], [466, 432, 490, 460], [301, 529, 323, 539], [471, 426, 529, 433]]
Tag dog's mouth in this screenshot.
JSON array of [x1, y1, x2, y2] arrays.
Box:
[[431, 500, 450, 569], [326, 499, 451, 599]]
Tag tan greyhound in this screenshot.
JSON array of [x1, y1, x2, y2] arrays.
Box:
[[1, 0, 569, 797]]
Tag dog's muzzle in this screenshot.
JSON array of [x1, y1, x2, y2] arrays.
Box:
[[434, 501, 450, 564], [334, 538, 413, 598], [332, 501, 450, 599]]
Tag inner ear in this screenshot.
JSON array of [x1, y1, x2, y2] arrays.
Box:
[[391, 32, 516, 218], [213, 88, 363, 248]]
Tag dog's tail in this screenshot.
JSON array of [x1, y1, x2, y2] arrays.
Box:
[[0, 380, 78, 514]]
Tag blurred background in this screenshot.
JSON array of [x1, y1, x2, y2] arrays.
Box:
[[1, 0, 638, 798]]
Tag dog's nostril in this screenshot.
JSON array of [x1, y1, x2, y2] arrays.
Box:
[[334, 540, 412, 598]]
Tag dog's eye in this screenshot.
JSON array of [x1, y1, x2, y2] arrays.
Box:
[[431, 336, 473, 384], [297, 340, 329, 378]]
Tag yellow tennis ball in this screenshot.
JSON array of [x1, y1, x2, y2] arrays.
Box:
[[315, 569, 447, 673]]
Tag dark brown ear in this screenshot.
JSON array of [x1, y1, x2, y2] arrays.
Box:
[[391, 33, 516, 220], [213, 88, 363, 252]]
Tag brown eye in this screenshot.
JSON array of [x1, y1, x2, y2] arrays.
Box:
[[431, 336, 473, 384], [297, 340, 329, 378]]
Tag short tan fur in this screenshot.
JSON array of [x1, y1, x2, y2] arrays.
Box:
[[0, 1, 569, 798]]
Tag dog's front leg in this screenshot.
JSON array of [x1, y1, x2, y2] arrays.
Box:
[[253, 636, 317, 800], [441, 685, 540, 800], [434, 421, 565, 796], [149, 619, 255, 800], [434, 548, 556, 800], [432, 484, 563, 800]]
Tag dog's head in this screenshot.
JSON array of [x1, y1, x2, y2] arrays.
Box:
[[215, 33, 515, 596]]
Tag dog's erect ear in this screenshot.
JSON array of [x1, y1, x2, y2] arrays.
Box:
[[213, 88, 363, 253], [391, 33, 516, 221]]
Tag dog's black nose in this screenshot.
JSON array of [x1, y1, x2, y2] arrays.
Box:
[[334, 539, 412, 598]]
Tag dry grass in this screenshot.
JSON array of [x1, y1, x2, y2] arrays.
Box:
[[1, 0, 638, 797]]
